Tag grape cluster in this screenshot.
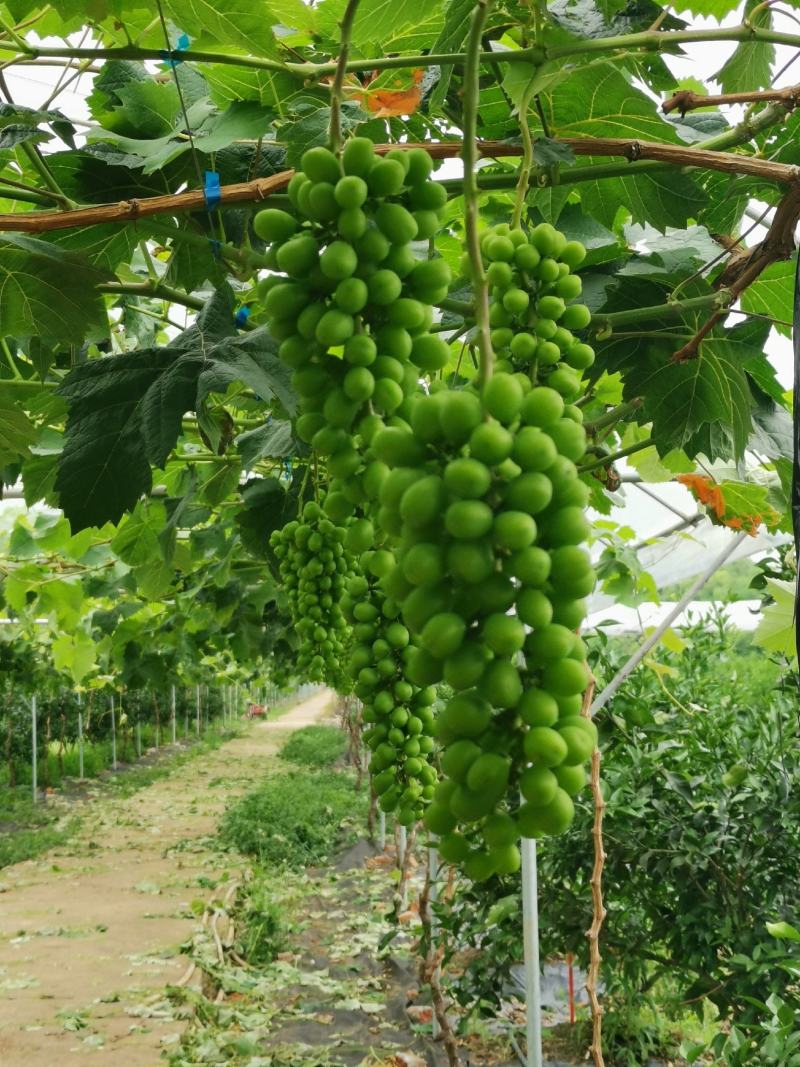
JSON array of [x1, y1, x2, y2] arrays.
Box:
[[269, 501, 355, 686], [353, 229, 598, 879], [340, 533, 438, 825], [477, 220, 595, 388], [254, 139, 451, 525]]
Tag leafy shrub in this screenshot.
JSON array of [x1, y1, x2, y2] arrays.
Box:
[[219, 769, 366, 868], [539, 619, 800, 1022], [279, 725, 346, 768]]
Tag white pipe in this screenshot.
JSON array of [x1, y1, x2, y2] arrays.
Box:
[[521, 836, 543, 1067], [195, 684, 200, 735], [110, 694, 117, 770], [171, 684, 176, 744], [77, 710, 84, 780], [591, 532, 748, 716], [31, 695, 37, 802], [429, 845, 441, 1041]]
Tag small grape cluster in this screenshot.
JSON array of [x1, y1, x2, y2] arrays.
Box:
[[253, 139, 451, 524], [269, 501, 355, 686], [340, 533, 438, 826], [477, 220, 595, 388]]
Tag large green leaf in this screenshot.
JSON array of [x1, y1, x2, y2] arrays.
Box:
[[56, 290, 296, 529], [161, 0, 282, 51], [0, 235, 111, 342], [753, 579, 797, 664], [625, 334, 753, 459], [541, 64, 706, 230], [740, 259, 795, 338], [316, 0, 446, 51], [0, 392, 38, 465], [236, 419, 294, 468], [715, 0, 775, 92]]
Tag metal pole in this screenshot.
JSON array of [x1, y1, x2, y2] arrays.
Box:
[[397, 823, 408, 911], [429, 844, 441, 1040], [77, 690, 84, 781], [31, 695, 37, 803], [77, 711, 84, 780], [521, 836, 543, 1067], [591, 531, 748, 716], [171, 684, 176, 744], [110, 694, 117, 770], [136, 719, 142, 758], [195, 684, 200, 736], [378, 810, 386, 851]]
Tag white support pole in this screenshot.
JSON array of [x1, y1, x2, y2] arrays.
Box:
[[110, 694, 117, 770], [428, 844, 441, 1040], [378, 810, 386, 851], [397, 823, 408, 911], [195, 684, 200, 736], [77, 691, 84, 781], [521, 836, 543, 1067], [171, 684, 177, 745], [77, 711, 84, 780], [235, 683, 239, 720], [31, 695, 37, 803]]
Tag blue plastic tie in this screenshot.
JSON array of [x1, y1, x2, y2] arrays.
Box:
[[234, 306, 251, 328], [160, 32, 189, 68], [282, 458, 293, 478], [208, 238, 222, 259], [204, 170, 221, 212]]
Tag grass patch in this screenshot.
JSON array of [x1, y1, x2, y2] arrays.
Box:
[[0, 786, 77, 868], [219, 768, 366, 869], [0, 723, 241, 869], [279, 724, 346, 768]]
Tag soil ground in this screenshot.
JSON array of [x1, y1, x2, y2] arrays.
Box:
[[0, 688, 336, 1067]]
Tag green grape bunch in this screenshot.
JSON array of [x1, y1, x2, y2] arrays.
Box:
[[253, 139, 452, 526], [340, 541, 439, 826], [357, 223, 597, 880], [269, 500, 356, 687]]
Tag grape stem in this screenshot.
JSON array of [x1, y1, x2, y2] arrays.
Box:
[[584, 398, 643, 434], [329, 0, 361, 155], [578, 436, 655, 473], [512, 78, 538, 229], [462, 0, 495, 386]]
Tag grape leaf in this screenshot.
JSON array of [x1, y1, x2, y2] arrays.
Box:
[[56, 290, 296, 529], [740, 259, 795, 338], [715, 0, 775, 93], [626, 337, 753, 459], [237, 419, 295, 468], [161, 0, 281, 52], [0, 393, 38, 465], [0, 234, 110, 342], [753, 579, 797, 664]]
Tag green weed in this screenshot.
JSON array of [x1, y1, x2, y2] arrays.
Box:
[[278, 725, 346, 768]]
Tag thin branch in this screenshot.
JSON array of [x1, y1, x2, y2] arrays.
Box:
[[329, 0, 361, 154], [100, 280, 205, 310], [584, 398, 643, 433], [578, 437, 655, 474], [1, 135, 798, 235], [12, 23, 800, 78], [662, 83, 800, 114], [462, 2, 495, 385]]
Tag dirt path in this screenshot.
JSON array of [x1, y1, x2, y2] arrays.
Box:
[[0, 688, 335, 1067]]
